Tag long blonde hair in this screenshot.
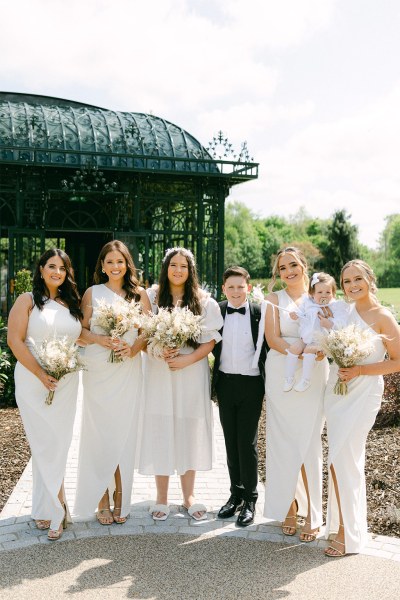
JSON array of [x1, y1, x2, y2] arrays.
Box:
[[268, 246, 309, 292], [340, 259, 378, 297]]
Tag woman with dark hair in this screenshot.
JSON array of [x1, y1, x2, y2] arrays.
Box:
[[7, 249, 82, 541], [263, 246, 329, 542], [74, 241, 151, 525], [139, 247, 223, 521], [324, 260, 400, 556]]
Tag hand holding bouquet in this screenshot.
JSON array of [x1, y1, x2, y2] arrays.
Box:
[[92, 297, 142, 362], [315, 323, 378, 395], [140, 306, 203, 359], [35, 336, 86, 405]]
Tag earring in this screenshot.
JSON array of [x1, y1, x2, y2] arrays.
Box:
[[40, 274, 43, 279], [102, 269, 105, 274]]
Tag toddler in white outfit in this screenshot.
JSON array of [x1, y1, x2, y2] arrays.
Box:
[[284, 272, 349, 392]]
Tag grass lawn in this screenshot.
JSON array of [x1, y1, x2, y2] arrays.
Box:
[[376, 288, 400, 318]]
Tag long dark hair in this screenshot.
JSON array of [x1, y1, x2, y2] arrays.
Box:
[[32, 249, 82, 320], [93, 240, 141, 302], [157, 247, 202, 315]]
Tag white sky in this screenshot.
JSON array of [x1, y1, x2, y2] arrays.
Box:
[[1, 0, 399, 248]]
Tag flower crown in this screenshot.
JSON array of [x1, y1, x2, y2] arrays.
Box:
[[162, 247, 195, 266]]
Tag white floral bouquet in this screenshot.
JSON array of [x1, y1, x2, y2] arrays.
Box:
[[35, 336, 86, 405], [91, 297, 142, 362], [315, 324, 378, 395], [140, 306, 203, 359], [248, 283, 265, 305]]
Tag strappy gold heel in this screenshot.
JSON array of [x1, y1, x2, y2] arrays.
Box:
[[113, 490, 128, 524]]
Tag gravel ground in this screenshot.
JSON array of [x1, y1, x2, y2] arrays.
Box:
[[1, 375, 399, 537]]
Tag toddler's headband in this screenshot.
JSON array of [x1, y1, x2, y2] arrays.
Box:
[[310, 273, 321, 287]]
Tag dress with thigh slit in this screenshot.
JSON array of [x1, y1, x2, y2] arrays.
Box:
[[263, 289, 329, 527], [14, 297, 81, 530], [324, 304, 385, 553], [74, 284, 143, 519]]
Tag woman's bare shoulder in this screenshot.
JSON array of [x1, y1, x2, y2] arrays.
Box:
[[265, 291, 279, 305]]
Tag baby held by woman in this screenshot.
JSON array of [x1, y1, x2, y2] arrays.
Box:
[[284, 272, 348, 392]]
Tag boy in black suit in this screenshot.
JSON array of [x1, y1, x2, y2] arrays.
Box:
[[213, 266, 266, 526]]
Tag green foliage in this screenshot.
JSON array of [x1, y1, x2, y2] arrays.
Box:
[[0, 316, 16, 407], [374, 215, 400, 287], [14, 268, 33, 296], [323, 209, 360, 282], [224, 202, 265, 277]]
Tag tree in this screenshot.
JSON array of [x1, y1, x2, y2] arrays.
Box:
[[224, 202, 265, 277], [324, 210, 360, 282], [374, 214, 400, 287]]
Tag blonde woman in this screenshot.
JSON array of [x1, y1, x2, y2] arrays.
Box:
[[324, 260, 400, 556], [263, 247, 329, 542]]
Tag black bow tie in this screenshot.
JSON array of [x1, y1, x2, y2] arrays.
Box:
[[227, 306, 246, 315]]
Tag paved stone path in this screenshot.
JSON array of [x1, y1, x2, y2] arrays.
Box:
[[1, 380, 399, 561]]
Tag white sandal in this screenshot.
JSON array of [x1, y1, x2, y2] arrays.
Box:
[[149, 504, 170, 521], [184, 503, 208, 521]]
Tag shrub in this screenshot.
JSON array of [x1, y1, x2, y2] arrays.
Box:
[[0, 317, 16, 407], [14, 269, 32, 296]]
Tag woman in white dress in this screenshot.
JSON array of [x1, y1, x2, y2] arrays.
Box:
[[7, 249, 82, 541], [324, 260, 400, 556], [74, 241, 151, 525], [263, 247, 329, 541], [139, 247, 223, 521]]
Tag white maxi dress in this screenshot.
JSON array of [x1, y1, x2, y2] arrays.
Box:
[[74, 284, 143, 519], [14, 297, 81, 529], [264, 289, 329, 526], [324, 305, 386, 553], [138, 289, 223, 476]]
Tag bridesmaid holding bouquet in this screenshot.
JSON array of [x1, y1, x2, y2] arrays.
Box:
[[324, 260, 400, 556], [139, 247, 223, 521], [74, 240, 151, 524], [8, 249, 82, 540]]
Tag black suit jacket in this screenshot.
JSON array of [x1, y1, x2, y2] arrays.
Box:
[[212, 301, 267, 395]]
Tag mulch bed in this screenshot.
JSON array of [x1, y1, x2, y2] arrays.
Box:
[[0, 408, 31, 511], [1, 374, 399, 538], [258, 372, 400, 538]]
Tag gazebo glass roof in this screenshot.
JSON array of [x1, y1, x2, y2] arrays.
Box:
[[0, 93, 258, 180]]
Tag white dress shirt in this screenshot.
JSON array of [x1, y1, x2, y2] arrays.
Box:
[[219, 300, 260, 376]]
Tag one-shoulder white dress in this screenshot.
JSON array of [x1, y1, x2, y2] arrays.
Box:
[[263, 289, 329, 526], [324, 305, 386, 553], [138, 289, 223, 475], [14, 297, 81, 529], [74, 284, 143, 519]]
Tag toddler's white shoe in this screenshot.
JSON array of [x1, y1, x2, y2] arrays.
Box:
[[294, 379, 311, 392], [283, 377, 295, 392]]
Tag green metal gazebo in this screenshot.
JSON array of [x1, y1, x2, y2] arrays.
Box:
[[0, 92, 258, 313]]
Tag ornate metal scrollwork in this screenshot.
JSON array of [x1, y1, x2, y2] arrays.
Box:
[[207, 131, 254, 162], [61, 163, 118, 192]]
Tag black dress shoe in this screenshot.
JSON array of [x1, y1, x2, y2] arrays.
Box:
[[236, 501, 256, 527], [218, 495, 244, 519]]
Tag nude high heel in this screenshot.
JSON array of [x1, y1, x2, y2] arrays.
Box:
[[47, 504, 67, 541]]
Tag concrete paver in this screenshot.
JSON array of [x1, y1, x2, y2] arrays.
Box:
[[0, 378, 400, 600]]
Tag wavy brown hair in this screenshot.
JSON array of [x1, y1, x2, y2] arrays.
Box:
[[157, 247, 202, 315], [93, 240, 141, 302], [32, 248, 82, 320]]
